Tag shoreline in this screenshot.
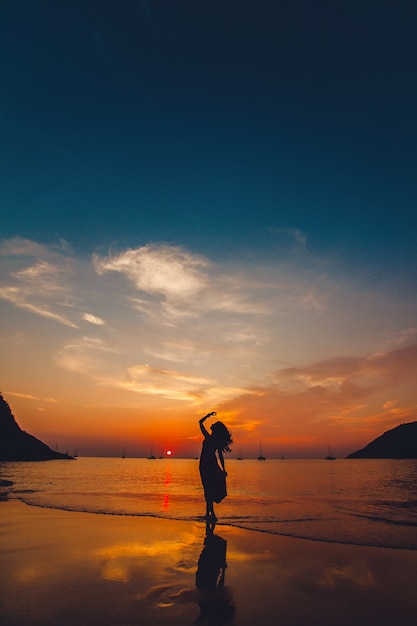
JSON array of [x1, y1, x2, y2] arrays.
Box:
[[1, 500, 417, 625], [8, 494, 417, 552]]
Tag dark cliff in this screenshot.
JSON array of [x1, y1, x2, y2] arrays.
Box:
[[0, 394, 73, 461], [346, 421, 417, 459]]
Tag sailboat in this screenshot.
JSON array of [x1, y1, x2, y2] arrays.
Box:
[[325, 445, 336, 460], [257, 442, 266, 461], [121, 448, 125, 459], [147, 445, 156, 460], [236, 450, 243, 460]]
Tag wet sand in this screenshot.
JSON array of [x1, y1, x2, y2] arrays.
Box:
[[1, 500, 416, 625]]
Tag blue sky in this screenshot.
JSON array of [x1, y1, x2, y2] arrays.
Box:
[[1, 1, 416, 265], [1, 1, 416, 456]]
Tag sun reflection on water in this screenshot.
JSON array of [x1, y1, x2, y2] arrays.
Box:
[[163, 464, 172, 511]]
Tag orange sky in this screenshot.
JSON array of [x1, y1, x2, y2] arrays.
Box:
[[1, 240, 416, 458]]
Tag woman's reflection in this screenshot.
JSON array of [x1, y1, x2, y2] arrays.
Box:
[[170, 522, 235, 624]]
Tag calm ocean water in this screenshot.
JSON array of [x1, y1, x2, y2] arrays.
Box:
[[1, 457, 416, 550]]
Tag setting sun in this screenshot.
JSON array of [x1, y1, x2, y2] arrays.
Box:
[[166, 450, 172, 456]]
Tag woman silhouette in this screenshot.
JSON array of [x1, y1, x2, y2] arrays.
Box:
[[198, 412, 233, 521]]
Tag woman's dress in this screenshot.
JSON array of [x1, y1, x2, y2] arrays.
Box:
[[199, 436, 227, 503]]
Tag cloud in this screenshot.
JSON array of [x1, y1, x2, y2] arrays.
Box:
[[4, 391, 40, 401], [0, 237, 61, 259], [1, 237, 416, 433], [276, 345, 417, 393], [4, 391, 57, 403], [94, 244, 209, 299], [387, 327, 417, 348], [0, 286, 79, 328], [119, 364, 248, 404], [1, 239, 332, 343], [120, 363, 215, 401], [95, 244, 274, 319], [219, 344, 417, 448], [272, 227, 308, 249], [55, 334, 249, 404], [0, 238, 79, 327], [82, 313, 106, 325], [55, 336, 121, 375]]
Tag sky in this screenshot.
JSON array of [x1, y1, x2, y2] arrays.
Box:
[[1, 1, 416, 458]]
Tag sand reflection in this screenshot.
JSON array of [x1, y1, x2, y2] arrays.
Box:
[[170, 522, 235, 623]]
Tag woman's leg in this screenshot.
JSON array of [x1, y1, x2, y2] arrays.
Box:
[[206, 499, 214, 518], [206, 500, 217, 520]]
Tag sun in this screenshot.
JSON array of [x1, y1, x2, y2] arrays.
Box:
[[166, 450, 172, 456]]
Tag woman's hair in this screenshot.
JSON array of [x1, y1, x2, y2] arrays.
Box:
[[211, 421, 233, 453]]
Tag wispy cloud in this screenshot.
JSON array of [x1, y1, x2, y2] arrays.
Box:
[[120, 364, 216, 401], [271, 227, 308, 249], [0, 238, 79, 327], [0, 238, 64, 259], [5, 391, 57, 403], [4, 391, 40, 401], [1, 238, 333, 338], [1, 237, 416, 429], [55, 336, 121, 375], [0, 286, 79, 328]]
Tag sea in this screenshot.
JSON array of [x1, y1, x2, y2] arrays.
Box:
[[1, 457, 416, 550]]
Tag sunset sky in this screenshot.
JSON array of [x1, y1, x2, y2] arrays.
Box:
[[1, 1, 416, 458]]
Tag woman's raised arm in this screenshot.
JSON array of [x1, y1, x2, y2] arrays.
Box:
[[199, 412, 216, 438]]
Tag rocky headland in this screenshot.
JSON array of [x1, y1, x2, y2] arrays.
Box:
[[0, 394, 73, 461], [347, 421, 417, 459]]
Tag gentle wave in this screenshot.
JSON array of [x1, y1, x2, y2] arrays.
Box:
[[2, 457, 417, 551], [11, 494, 417, 551]]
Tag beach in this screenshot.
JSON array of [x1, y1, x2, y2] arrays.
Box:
[[1, 500, 416, 626]]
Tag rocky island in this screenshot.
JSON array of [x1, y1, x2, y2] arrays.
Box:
[[347, 421, 417, 459], [0, 394, 73, 461]]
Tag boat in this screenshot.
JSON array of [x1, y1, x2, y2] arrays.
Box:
[[147, 446, 156, 460], [325, 445, 336, 460], [257, 442, 266, 461], [236, 450, 243, 460], [121, 448, 125, 459]]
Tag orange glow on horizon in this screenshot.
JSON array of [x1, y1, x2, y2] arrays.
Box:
[[2, 340, 416, 459]]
